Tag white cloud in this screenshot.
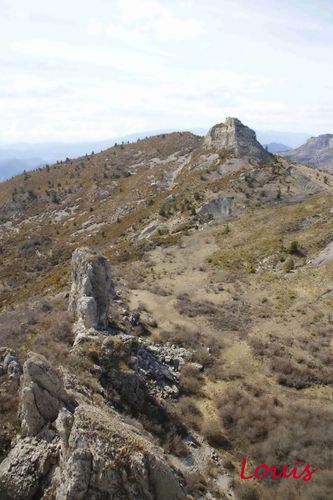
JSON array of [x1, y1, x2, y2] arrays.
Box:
[[0, 0, 332, 141], [86, 17, 104, 36], [87, 0, 204, 42]]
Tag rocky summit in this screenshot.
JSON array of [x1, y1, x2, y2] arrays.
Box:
[[203, 117, 271, 164], [0, 118, 333, 499]]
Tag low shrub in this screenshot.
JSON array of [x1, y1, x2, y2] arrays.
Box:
[[180, 363, 204, 395], [283, 257, 295, 272]]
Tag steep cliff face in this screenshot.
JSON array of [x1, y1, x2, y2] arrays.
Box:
[[203, 117, 271, 164]]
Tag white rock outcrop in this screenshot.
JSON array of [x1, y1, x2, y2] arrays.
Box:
[[0, 437, 58, 500], [69, 247, 113, 330], [20, 353, 76, 437], [0, 353, 190, 500], [204, 117, 271, 164]]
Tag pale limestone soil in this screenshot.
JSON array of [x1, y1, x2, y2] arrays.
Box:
[[129, 228, 232, 333], [128, 220, 333, 408]]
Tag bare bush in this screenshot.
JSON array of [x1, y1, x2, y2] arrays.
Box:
[[201, 417, 231, 449], [158, 324, 201, 348], [176, 396, 203, 431], [180, 363, 204, 396], [165, 433, 190, 458]]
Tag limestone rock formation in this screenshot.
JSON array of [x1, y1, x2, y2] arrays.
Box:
[[0, 353, 191, 500], [198, 195, 234, 220], [100, 335, 181, 404], [203, 117, 271, 164], [0, 437, 58, 500], [69, 247, 113, 329], [0, 249, 233, 499], [0, 348, 21, 391], [54, 404, 187, 500], [20, 353, 76, 437]]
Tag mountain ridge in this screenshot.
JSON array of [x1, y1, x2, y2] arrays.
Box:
[[0, 126, 312, 182], [0, 117, 333, 499], [283, 133, 333, 172]]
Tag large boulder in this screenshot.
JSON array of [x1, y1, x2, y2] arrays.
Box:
[[20, 353, 76, 437], [54, 404, 187, 500], [69, 247, 113, 329], [198, 195, 234, 220]]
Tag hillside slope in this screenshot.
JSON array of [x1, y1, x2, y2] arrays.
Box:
[[0, 118, 333, 499], [283, 133, 333, 172]]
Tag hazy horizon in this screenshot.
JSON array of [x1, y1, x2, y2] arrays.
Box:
[[0, 125, 313, 147], [1, 0, 332, 142]]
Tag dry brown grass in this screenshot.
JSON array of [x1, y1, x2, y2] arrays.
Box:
[[179, 363, 204, 396], [0, 386, 19, 461], [0, 295, 73, 363]]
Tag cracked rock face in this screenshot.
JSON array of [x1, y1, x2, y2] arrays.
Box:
[[54, 405, 187, 500], [198, 195, 234, 220], [69, 247, 113, 329], [0, 353, 190, 500], [0, 437, 58, 500], [20, 353, 76, 437], [204, 116, 271, 163]]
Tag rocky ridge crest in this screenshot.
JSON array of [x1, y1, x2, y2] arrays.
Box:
[[0, 248, 232, 500], [203, 117, 271, 164]]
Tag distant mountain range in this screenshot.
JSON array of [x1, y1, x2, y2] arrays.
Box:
[[282, 134, 333, 173], [255, 130, 310, 149], [0, 127, 311, 181], [264, 142, 291, 153], [0, 130, 192, 181]]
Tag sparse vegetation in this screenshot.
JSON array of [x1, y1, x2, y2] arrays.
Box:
[[287, 239, 303, 255], [283, 257, 295, 272], [0, 128, 333, 499]]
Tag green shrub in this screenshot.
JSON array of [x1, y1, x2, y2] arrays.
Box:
[[246, 262, 256, 274], [287, 240, 302, 255], [283, 257, 295, 272]]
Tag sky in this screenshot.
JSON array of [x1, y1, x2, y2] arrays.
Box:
[[0, 0, 332, 142]]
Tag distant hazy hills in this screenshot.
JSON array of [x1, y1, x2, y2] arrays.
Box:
[[283, 134, 333, 173], [264, 142, 291, 153], [0, 130, 192, 181], [256, 130, 310, 149], [0, 127, 311, 181], [0, 158, 45, 180]]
